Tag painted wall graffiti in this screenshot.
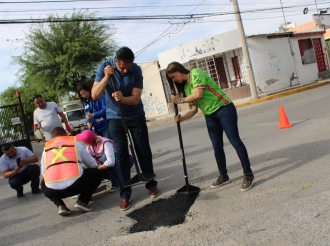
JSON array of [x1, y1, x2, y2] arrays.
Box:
[[179, 38, 216, 60], [142, 87, 166, 117]]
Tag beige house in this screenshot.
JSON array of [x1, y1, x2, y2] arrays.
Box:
[[138, 61, 169, 119]]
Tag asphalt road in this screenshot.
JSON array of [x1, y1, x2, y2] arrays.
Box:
[[0, 83, 330, 245]]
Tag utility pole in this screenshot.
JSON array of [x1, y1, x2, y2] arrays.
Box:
[[231, 0, 258, 100], [280, 0, 288, 30]]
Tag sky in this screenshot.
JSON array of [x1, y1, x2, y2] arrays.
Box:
[[0, 0, 329, 93]]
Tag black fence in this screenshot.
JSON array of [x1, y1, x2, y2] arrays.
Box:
[[0, 92, 32, 156]]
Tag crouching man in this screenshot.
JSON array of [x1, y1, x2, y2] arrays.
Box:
[[0, 143, 41, 198], [41, 127, 102, 216]]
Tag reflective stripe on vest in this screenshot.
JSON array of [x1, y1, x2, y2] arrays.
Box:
[[44, 136, 81, 184]]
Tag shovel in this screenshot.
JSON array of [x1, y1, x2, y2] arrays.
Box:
[[110, 77, 155, 187]]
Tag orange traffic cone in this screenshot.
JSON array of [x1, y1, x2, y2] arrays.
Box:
[[278, 105, 292, 129]]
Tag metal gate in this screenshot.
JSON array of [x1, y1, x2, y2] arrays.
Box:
[[312, 38, 326, 72], [0, 92, 32, 156]]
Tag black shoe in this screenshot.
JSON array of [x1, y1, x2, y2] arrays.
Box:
[[32, 189, 43, 194], [17, 192, 24, 198]]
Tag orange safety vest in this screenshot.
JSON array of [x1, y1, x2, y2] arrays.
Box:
[[43, 136, 81, 184]]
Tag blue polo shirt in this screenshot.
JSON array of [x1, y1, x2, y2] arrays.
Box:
[[95, 58, 145, 120], [0, 147, 35, 173]]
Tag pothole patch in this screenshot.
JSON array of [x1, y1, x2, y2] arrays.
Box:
[[127, 193, 199, 233]]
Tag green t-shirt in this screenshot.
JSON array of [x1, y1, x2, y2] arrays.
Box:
[[184, 68, 232, 115]]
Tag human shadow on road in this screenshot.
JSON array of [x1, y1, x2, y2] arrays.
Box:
[[190, 139, 330, 192]]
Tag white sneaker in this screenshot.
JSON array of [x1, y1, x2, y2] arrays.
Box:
[[109, 186, 120, 193], [58, 205, 71, 216], [74, 200, 92, 212]]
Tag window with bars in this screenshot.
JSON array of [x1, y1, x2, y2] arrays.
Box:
[[232, 56, 242, 79]]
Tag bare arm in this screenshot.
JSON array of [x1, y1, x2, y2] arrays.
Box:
[[174, 105, 198, 123], [92, 79, 109, 100], [58, 112, 69, 125], [2, 166, 20, 178], [171, 88, 204, 104], [92, 65, 113, 100], [112, 87, 142, 105]]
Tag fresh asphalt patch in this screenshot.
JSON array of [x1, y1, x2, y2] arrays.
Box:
[[127, 192, 199, 233]]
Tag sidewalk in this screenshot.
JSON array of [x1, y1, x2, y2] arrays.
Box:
[[146, 79, 330, 127]]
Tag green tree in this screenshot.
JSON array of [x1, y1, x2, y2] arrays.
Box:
[[0, 10, 117, 126], [12, 9, 117, 100]]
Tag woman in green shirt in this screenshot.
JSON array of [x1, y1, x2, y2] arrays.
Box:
[[166, 62, 254, 191]]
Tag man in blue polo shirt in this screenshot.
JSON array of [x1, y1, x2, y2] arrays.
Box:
[[92, 47, 159, 211], [0, 143, 42, 197]]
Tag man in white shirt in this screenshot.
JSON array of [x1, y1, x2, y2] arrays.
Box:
[[33, 95, 71, 141], [41, 127, 102, 216]]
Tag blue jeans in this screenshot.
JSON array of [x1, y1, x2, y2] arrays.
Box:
[[205, 103, 253, 177], [109, 115, 157, 199], [101, 154, 120, 187], [100, 125, 111, 139]]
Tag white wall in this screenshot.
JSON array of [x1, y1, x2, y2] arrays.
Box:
[[157, 29, 327, 95], [158, 30, 241, 70], [313, 14, 330, 27], [247, 35, 320, 93], [292, 34, 329, 84], [290, 36, 320, 84], [138, 61, 169, 118]]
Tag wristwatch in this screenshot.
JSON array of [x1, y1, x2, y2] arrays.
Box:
[[180, 97, 184, 104]]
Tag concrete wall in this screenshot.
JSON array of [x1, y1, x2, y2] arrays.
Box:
[[158, 30, 241, 70], [138, 61, 169, 118], [313, 14, 330, 28], [247, 35, 321, 93], [291, 35, 325, 83], [157, 29, 328, 95]]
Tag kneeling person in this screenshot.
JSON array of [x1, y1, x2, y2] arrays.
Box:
[[41, 127, 102, 216], [0, 143, 41, 198], [76, 130, 120, 192]]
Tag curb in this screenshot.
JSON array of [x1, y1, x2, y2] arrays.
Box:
[[234, 81, 329, 108], [147, 80, 329, 127]]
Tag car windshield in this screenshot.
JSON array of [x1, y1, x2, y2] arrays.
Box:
[[66, 109, 85, 121]]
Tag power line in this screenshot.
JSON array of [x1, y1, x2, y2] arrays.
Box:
[[0, 1, 328, 24]]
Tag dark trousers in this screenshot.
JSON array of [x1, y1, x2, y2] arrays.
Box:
[[205, 103, 253, 177], [9, 164, 40, 193], [100, 154, 134, 187], [43, 168, 102, 207], [109, 115, 157, 199]]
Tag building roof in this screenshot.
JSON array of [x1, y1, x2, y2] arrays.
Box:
[[246, 28, 325, 39], [246, 32, 293, 38]]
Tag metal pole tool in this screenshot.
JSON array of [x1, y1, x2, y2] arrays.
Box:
[[171, 91, 200, 196], [110, 77, 155, 187]]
